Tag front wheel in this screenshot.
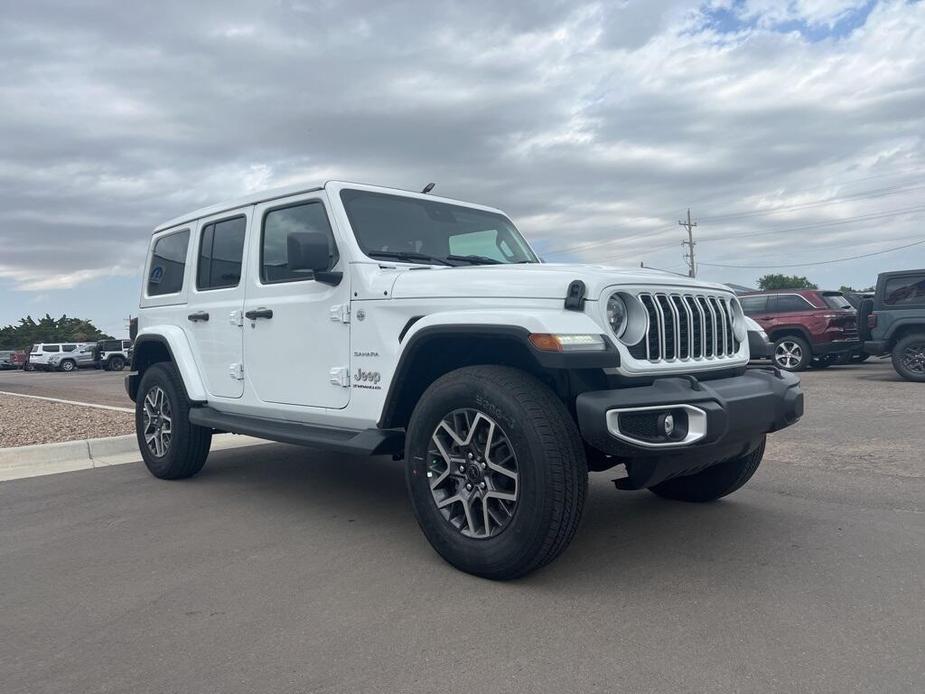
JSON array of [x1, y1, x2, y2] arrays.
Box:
[[892, 333, 925, 382], [135, 363, 212, 479], [405, 366, 587, 580], [648, 437, 765, 502]]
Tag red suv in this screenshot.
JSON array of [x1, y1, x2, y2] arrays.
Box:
[[741, 290, 861, 371]]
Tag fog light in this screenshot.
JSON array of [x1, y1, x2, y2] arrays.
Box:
[[659, 412, 675, 437]]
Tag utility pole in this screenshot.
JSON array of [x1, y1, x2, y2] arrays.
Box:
[[679, 209, 697, 278]]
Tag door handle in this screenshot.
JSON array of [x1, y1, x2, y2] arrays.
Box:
[[244, 308, 273, 320], [187, 311, 210, 322]]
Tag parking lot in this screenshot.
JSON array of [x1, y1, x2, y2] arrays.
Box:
[[1, 360, 923, 693]]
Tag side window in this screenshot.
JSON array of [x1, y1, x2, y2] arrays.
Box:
[[884, 275, 925, 306], [148, 230, 190, 296], [261, 202, 338, 283], [197, 216, 246, 290], [44, 345, 60, 353], [774, 295, 812, 312], [62, 344, 77, 352], [740, 296, 767, 315]]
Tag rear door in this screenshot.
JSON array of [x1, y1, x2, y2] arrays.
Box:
[[185, 208, 250, 399], [765, 294, 816, 335]]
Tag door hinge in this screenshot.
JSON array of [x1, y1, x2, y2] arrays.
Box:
[[229, 363, 244, 381], [329, 303, 351, 323], [329, 366, 350, 387], [229, 310, 243, 327]]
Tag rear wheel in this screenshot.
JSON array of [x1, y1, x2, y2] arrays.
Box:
[[108, 356, 126, 371], [59, 359, 76, 372], [649, 438, 765, 502], [405, 365, 587, 580], [773, 336, 810, 371], [891, 333, 925, 382], [136, 363, 212, 479]]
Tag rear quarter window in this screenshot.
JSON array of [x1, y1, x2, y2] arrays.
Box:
[[883, 275, 925, 306], [148, 229, 190, 296]]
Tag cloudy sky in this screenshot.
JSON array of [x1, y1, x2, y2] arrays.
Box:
[[1, 0, 923, 336]]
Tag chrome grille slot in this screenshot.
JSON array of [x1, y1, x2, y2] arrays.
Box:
[[633, 291, 741, 364]]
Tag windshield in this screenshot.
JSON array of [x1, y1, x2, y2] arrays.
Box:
[[822, 293, 852, 310], [340, 189, 538, 265]]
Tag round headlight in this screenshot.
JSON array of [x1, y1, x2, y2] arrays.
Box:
[[607, 293, 628, 338]]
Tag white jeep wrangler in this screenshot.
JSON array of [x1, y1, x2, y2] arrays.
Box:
[[128, 181, 803, 579]]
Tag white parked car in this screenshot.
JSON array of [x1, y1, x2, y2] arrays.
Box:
[[127, 181, 803, 579], [29, 343, 95, 371]]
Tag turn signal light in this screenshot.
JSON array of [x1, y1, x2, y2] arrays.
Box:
[[528, 334, 606, 352]]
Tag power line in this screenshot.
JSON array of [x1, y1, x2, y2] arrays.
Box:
[[698, 181, 925, 223], [697, 238, 925, 269]]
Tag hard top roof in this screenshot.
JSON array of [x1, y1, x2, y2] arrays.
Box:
[[152, 180, 507, 233]]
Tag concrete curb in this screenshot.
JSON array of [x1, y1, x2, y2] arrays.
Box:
[[0, 433, 269, 482]]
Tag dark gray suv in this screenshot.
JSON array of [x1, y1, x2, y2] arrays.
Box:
[[861, 269, 925, 382]]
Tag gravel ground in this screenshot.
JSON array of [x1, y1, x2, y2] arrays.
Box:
[[0, 394, 134, 447]]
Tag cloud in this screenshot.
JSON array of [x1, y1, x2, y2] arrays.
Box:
[[0, 0, 923, 297]]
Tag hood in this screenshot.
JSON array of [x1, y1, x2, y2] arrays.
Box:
[[388, 262, 732, 301]]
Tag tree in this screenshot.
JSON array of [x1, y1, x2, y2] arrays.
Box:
[[0, 314, 112, 351], [757, 274, 818, 290], [839, 285, 875, 294]]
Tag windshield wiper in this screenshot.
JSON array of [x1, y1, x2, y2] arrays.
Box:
[[445, 254, 504, 265], [366, 250, 454, 266]]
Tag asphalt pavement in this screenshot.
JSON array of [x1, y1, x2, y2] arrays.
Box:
[[1, 360, 923, 693], [0, 368, 130, 408]]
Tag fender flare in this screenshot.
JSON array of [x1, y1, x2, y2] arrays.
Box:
[[379, 309, 619, 429], [767, 324, 813, 346], [133, 327, 208, 402], [882, 317, 925, 343]]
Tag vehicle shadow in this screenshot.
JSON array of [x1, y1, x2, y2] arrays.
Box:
[[195, 443, 815, 593]]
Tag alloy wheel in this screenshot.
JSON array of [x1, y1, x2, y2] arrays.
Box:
[[142, 385, 173, 458], [427, 409, 519, 539], [901, 342, 925, 374], [774, 341, 803, 369]]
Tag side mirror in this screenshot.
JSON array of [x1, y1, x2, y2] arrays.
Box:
[[286, 231, 343, 286], [287, 231, 330, 272]]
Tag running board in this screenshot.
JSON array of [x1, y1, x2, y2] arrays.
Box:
[[188, 407, 404, 456]]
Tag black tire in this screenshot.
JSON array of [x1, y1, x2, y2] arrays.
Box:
[[59, 359, 76, 372], [772, 336, 811, 372], [108, 356, 126, 371], [135, 362, 212, 479], [648, 437, 765, 503], [891, 332, 925, 382], [405, 365, 587, 580]]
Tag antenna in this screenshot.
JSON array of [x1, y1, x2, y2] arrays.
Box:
[[421, 182, 436, 194]]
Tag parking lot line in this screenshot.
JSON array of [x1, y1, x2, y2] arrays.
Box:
[[0, 389, 133, 413]]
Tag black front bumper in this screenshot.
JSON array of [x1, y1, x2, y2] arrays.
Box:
[[576, 367, 803, 487]]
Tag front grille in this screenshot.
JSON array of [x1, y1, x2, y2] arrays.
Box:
[[629, 292, 741, 363]]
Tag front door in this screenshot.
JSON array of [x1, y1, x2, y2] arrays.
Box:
[[185, 208, 250, 399], [243, 192, 350, 409]]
